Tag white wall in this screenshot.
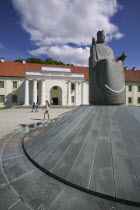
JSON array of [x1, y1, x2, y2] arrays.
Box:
[[0, 77, 24, 107]]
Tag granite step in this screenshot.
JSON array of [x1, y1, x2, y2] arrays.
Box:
[[23, 105, 140, 207]]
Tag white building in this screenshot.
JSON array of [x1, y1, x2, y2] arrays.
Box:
[[0, 59, 140, 107], [0, 60, 89, 107]]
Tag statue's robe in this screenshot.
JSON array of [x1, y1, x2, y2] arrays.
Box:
[[89, 43, 126, 105]]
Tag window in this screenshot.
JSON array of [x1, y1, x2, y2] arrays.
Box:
[[12, 95, 17, 103], [37, 82, 39, 89], [0, 95, 4, 102], [138, 97, 140, 104], [0, 81, 4, 88], [128, 86, 132, 91], [128, 97, 132, 103], [13, 81, 17, 88], [138, 86, 140, 92], [71, 96, 74, 103], [53, 86, 58, 89], [71, 84, 75, 90]]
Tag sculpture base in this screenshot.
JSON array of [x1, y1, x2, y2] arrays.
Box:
[[89, 63, 126, 105], [90, 89, 126, 105], [23, 105, 140, 207]]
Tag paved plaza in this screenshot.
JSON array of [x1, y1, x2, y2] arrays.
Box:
[[1, 105, 140, 209], [0, 107, 74, 139]]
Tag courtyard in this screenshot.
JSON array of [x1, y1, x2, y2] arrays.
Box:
[[0, 107, 74, 139]]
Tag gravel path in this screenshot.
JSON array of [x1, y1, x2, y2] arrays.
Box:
[[0, 108, 75, 139]]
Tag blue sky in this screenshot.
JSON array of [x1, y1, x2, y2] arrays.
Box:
[[0, 0, 140, 68]]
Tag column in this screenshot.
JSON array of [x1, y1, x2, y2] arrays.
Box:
[[78, 82, 82, 105], [33, 80, 37, 103], [132, 85, 137, 105], [125, 85, 128, 105], [81, 81, 85, 105], [74, 81, 79, 105], [67, 81, 71, 105], [40, 80, 46, 105], [24, 79, 29, 105]]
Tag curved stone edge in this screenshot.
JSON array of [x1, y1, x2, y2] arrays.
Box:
[[22, 137, 140, 208]]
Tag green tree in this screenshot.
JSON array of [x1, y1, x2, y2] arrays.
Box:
[[44, 58, 56, 64], [26, 58, 45, 64], [67, 63, 74, 66], [14, 57, 74, 66], [14, 59, 23, 63]]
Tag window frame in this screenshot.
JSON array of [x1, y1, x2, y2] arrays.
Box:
[[0, 81, 4, 88], [71, 96, 74, 103], [13, 81, 17, 89], [0, 95, 4, 103], [53, 86, 58, 90], [128, 97, 132, 104], [138, 97, 140, 104], [128, 86, 132, 91], [71, 84, 75, 91], [12, 95, 17, 103]]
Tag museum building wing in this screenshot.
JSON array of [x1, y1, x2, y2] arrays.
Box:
[[0, 60, 140, 107]]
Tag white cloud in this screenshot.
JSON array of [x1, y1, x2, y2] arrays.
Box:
[[30, 45, 90, 66], [11, 0, 123, 66]]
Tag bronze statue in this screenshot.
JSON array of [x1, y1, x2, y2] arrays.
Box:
[[89, 30, 127, 105]]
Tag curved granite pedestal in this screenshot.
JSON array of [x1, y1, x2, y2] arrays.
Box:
[[23, 105, 140, 208]]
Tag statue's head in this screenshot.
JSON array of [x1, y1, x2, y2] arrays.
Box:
[[97, 30, 105, 43]]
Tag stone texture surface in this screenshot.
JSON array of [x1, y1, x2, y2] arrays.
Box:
[[24, 105, 140, 208], [89, 31, 126, 105], [1, 105, 140, 209], [0, 108, 74, 139]]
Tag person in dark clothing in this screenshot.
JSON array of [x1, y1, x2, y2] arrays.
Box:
[[32, 102, 35, 112], [35, 102, 39, 112]]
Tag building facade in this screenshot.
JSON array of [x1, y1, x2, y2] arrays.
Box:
[[0, 59, 140, 107], [0, 61, 89, 107]]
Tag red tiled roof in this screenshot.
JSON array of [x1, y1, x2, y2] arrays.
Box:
[[124, 70, 140, 82], [0, 61, 140, 82], [70, 66, 89, 80], [0, 62, 89, 80], [0, 62, 42, 77]]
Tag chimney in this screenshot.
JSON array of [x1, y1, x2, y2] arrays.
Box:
[[132, 67, 136, 70], [22, 60, 26, 64], [1, 57, 5, 62], [124, 66, 128, 70]]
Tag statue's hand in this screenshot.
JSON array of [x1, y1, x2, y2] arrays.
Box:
[[92, 37, 96, 45], [117, 51, 127, 61], [121, 51, 127, 60]]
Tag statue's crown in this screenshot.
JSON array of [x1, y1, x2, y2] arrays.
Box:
[[97, 30, 104, 36]]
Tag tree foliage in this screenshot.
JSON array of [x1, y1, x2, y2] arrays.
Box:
[[14, 57, 74, 66], [14, 59, 23, 63], [26, 58, 44, 64]]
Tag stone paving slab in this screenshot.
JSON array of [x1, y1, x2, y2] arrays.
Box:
[[0, 123, 117, 210], [0, 108, 74, 139], [1, 106, 140, 209], [24, 106, 86, 155], [23, 105, 140, 207]]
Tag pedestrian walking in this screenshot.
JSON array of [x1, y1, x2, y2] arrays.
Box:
[[32, 102, 35, 112], [35, 102, 39, 112], [42, 100, 50, 120]]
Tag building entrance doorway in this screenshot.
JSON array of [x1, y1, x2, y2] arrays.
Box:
[[50, 86, 62, 105], [52, 97, 58, 105]]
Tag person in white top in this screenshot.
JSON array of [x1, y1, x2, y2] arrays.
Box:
[[42, 100, 50, 120]]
